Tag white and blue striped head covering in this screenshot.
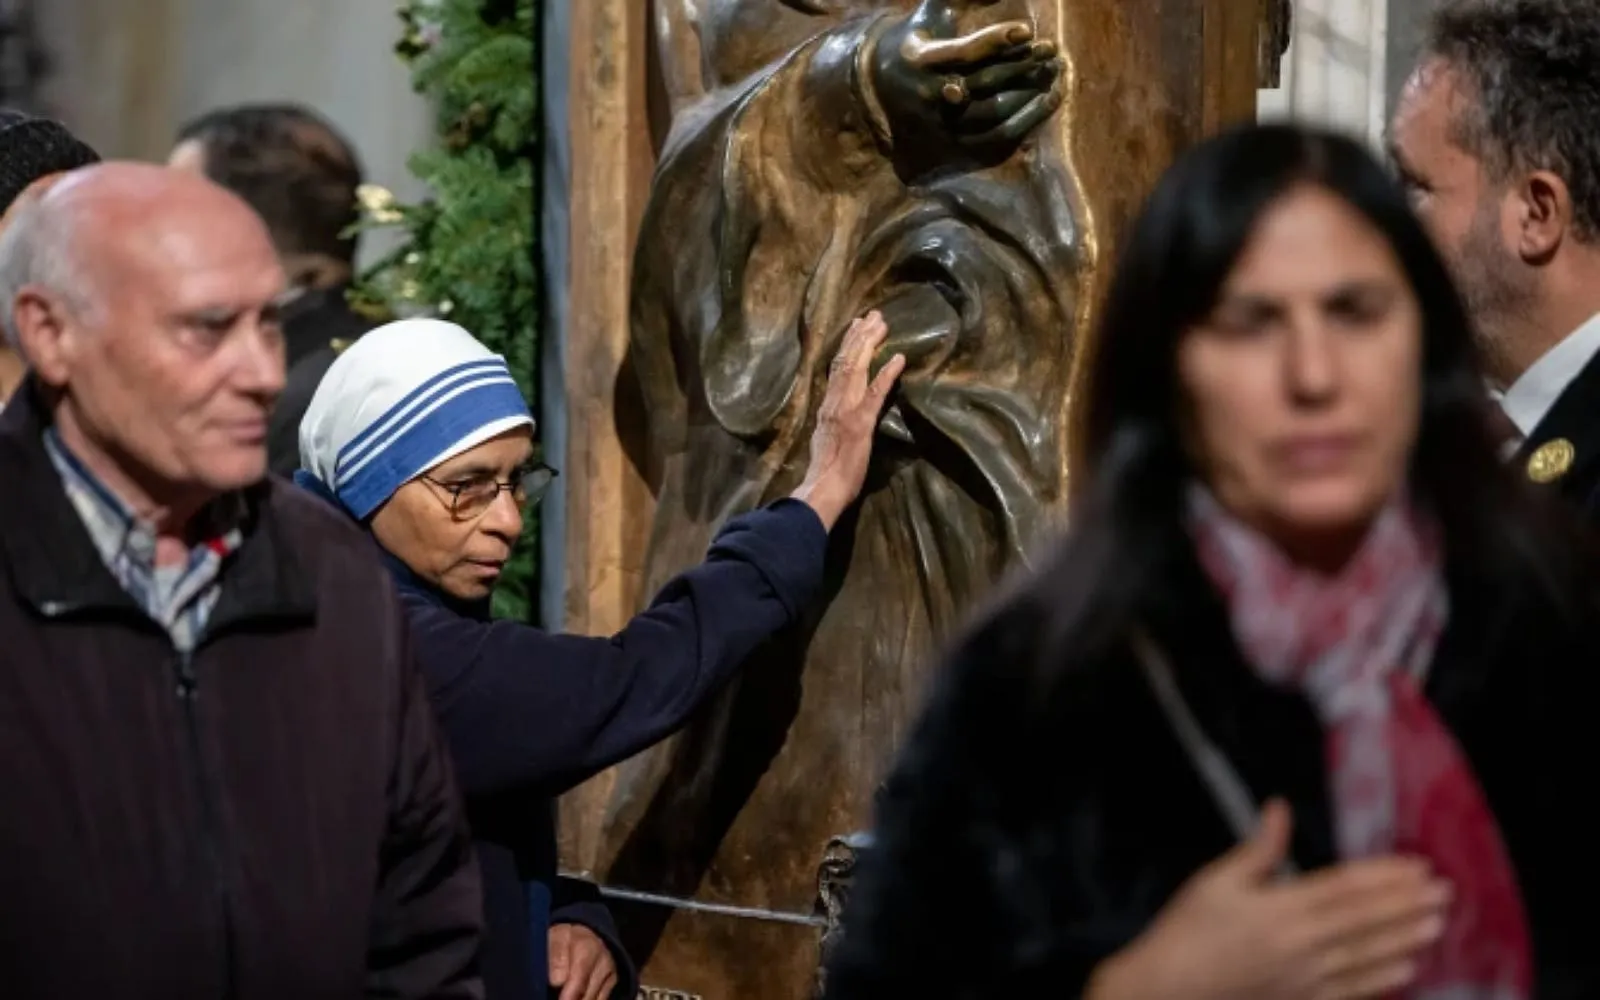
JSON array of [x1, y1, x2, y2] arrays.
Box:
[[298, 318, 534, 519]]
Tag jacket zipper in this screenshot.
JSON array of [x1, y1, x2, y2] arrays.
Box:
[[38, 603, 239, 992], [174, 648, 238, 997]]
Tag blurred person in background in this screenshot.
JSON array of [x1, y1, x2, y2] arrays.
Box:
[[0, 110, 98, 406], [824, 125, 1600, 1000], [169, 103, 374, 476], [1390, 0, 1600, 515], [294, 314, 904, 1000], [0, 163, 483, 997]]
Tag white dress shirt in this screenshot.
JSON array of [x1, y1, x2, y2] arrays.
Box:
[[1499, 311, 1600, 444]]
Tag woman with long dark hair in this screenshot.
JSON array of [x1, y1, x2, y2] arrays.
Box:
[[821, 124, 1600, 999]]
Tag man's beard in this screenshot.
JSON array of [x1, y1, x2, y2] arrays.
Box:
[[1451, 200, 1534, 386]]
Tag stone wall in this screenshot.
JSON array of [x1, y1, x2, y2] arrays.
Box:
[[1255, 0, 1434, 147], [1257, 0, 1392, 145], [35, 0, 432, 266]]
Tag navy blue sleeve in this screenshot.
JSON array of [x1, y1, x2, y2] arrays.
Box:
[[550, 878, 637, 1000], [404, 498, 827, 798]]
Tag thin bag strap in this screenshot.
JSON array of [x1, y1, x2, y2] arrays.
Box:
[[1129, 627, 1299, 878]]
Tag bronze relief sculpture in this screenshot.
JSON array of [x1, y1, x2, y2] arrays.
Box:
[[560, 1, 1259, 995]]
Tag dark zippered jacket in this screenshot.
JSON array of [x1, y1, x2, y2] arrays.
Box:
[[292, 468, 828, 1000], [0, 385, 485, 998]]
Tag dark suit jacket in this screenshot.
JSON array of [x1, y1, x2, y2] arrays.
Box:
[[268, 285, 374, 477], [1513, 346, 1600, 519]]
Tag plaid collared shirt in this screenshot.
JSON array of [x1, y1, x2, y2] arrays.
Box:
[[44, 429, 244, 652]]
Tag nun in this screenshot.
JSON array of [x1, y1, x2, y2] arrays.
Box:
[[295, 316, 904, 1000]]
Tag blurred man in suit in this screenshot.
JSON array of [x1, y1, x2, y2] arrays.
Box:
[[169, 104, 375, 475]]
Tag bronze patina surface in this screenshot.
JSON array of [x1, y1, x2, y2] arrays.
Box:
[[560, 2, 1265, 996]]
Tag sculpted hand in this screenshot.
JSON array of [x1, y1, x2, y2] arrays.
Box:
[[1087, 801, 1451, 1000], [792, 312, 906, 531], [871, 0, 1063, 153], [548, 923, 619, 1000]]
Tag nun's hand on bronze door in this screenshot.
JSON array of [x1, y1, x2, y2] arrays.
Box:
[[791, 312, 907, 532], [869, 0, 1064, 158]]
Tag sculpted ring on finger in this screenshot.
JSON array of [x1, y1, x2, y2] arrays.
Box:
[[941, 74, 970, 107]]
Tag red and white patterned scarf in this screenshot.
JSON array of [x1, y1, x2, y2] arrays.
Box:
[[1187, 486, 1532, 1000]]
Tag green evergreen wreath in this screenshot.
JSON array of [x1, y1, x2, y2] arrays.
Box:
[[352, 0, 540, 622]]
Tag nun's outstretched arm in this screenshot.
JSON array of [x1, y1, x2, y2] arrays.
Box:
[[391, 311, 901, 797], [400, 496, 826, 797]]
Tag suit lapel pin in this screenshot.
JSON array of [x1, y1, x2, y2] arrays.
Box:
[[1527, 437, 1576, 484]]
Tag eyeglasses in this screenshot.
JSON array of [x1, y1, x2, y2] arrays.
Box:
[[420, 462, 560, 521]]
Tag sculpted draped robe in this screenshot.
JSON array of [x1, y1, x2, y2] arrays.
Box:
[[564, 0, 1094, 992]]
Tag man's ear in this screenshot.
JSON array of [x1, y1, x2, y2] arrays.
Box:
[[13, 287, 73, 387], [1514, 169, 1571, 262]]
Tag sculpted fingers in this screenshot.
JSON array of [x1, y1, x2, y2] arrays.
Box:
[[956, 87, 1063, 147], [956, 89, 1045, 134], [902, 20, 1033, 69], [960, 52, 1061, 100]]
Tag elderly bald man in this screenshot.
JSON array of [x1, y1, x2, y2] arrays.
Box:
[[0, 163, 484, 997]]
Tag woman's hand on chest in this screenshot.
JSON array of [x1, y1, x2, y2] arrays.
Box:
[[1084, 800, 1451, 1000]]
